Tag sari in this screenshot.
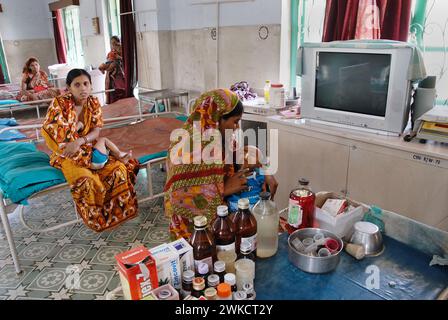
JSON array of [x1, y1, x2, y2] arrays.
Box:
[[17, 70, 60, 101], [41, 93, 139, 232], [101, 49, 125, 104], [164, 89, 239, 240]]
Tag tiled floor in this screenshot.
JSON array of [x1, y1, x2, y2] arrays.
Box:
[[0, 168, 169, 300]]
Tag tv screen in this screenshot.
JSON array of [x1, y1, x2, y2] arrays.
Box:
[[315, 52, 391, 117]]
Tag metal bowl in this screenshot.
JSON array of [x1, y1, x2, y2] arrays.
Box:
[[348, 221, 384, 257], [288, 228, 343, 274]]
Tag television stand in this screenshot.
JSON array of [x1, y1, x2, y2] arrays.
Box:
[[301, 118, 401, 137]]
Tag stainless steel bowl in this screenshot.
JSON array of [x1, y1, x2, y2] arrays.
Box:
[[288, 228, 343, 274], [348, 221, 384, 256]]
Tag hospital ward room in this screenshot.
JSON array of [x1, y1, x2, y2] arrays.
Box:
[[0, 0, 447, 306]]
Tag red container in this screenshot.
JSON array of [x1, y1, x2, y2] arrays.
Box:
[[286, 178, 316, 234]]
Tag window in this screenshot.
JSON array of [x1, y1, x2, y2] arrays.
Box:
[[0, 35, 10, 83], [411, 0, 448, 106], [106, 0, 121, 38], [62, 7, 84, 67]]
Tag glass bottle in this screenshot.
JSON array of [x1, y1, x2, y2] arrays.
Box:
[[213, 260, 226, 283], [237, 241, 256, 262], [212, 205, 236, 253], [204, 287, 217, 300], [232, 198, 257, 256], [253, 191, 279, 258], [286, 178, 316, 233], [191, 277, 205, 298], [197, 262, 210, 281], [181, 270, 195, 299], [190, 215, 217, 273]]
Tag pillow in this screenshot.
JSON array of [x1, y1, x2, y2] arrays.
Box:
[[0, 118, 17, 126], [0, 99, 20, 107], [0, 125, 26, 141]]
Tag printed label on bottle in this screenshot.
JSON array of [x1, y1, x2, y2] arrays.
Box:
[[241, 234, 257, 252], [194, 256, 213, 274], [288, 199, 303, 228], [216, 242, 235, 253]]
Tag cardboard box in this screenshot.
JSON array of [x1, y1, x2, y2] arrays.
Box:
[[169, 238, 194, 274], [115, 246, 159, 300], [149, 243, 182, 290], [315, 192, 368, 239]]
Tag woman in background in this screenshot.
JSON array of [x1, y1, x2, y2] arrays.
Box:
[[17, 57, 60, 101], [99, 36, 125, 104]]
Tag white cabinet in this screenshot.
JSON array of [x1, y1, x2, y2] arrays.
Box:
[[270, 121, 350, 211], [268, 117, 448, 231]]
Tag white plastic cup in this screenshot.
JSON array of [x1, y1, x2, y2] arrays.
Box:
[[234, 259, 255, 291]]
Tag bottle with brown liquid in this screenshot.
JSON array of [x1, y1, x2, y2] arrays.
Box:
[[190, 215, 217, 273], [232, 198, 257, 256], [212, 205, 236, 253]]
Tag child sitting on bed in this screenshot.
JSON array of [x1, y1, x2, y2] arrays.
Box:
[[226, 145, 266, 213], [60, 121, 132, 170]]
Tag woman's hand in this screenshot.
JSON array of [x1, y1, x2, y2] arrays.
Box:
[[263, 174, 279, 200], [224, 170, 248, 197], [61, 139, 83, 158]]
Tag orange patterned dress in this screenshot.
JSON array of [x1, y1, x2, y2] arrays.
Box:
[[41, 93, 139, 232]]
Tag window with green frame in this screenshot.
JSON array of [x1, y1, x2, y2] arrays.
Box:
[[106, 0, 121, 38], [62, 6, 85, 67], [0, 37, 10, 83]]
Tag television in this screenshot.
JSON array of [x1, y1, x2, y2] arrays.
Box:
[[299, 42, 415, 134]]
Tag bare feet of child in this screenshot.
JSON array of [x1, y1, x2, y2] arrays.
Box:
[[118, 151, 132, 164]]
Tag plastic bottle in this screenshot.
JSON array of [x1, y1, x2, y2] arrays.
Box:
[[190, 216, 217, 273], [191, 277, 205, 298], [214, 260, 226, 283], [232, 198, 257, 256], [286, 178, 316, 233], [270, 83, 285, 109], [181, 270, 195, 299], [207, 274, 220, 289], [212, 205, 236, 253], [197, 262, 210, 280], [217, 283, 232, 300], [253, 191, 279, 258], [264, 80, 271, 104], [224, 273, 237, 292]]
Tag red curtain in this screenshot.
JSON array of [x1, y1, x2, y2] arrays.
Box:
[[322, 0, 412, 42], [52, 10, 67, 64], [120, 0, 138, 98]]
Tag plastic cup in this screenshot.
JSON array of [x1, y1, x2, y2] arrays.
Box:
[[234, 259, 255, 291]]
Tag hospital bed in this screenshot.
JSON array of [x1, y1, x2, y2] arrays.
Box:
[[0, 108, 188, 274]]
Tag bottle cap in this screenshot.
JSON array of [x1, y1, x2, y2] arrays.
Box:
[[214, 260, 226, 273], [204, 287, 217, 299], [299, 178, 309, 186], [242, 282, 254, 293], [260, 191, 271, 200], [193, 215, 207, 227], [183, 270, 195, 282], [192, 277, 205, 291], [238, 198, 250, 210], [224, 273, 236, 285], [157, 289, 172, 300], [217, 205, 229, 217], [233, 291, 247, 300], [207, 274, 220, 287], [198, 262, 209, 275], [265, 80, 270, 83], [240, 241, 252, 254], [217, 283, 231, 298]]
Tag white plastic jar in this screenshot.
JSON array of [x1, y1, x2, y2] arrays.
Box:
[[269, 83, 285, 109]]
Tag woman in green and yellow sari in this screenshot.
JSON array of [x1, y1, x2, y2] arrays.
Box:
[[164, 89, 278, 240], [42, 69, 139, 232]]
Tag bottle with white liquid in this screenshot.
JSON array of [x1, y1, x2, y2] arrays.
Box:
[[252, 192, 279, 258]]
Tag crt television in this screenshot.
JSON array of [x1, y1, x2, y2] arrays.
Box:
[[299, 42, 414, 134]]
